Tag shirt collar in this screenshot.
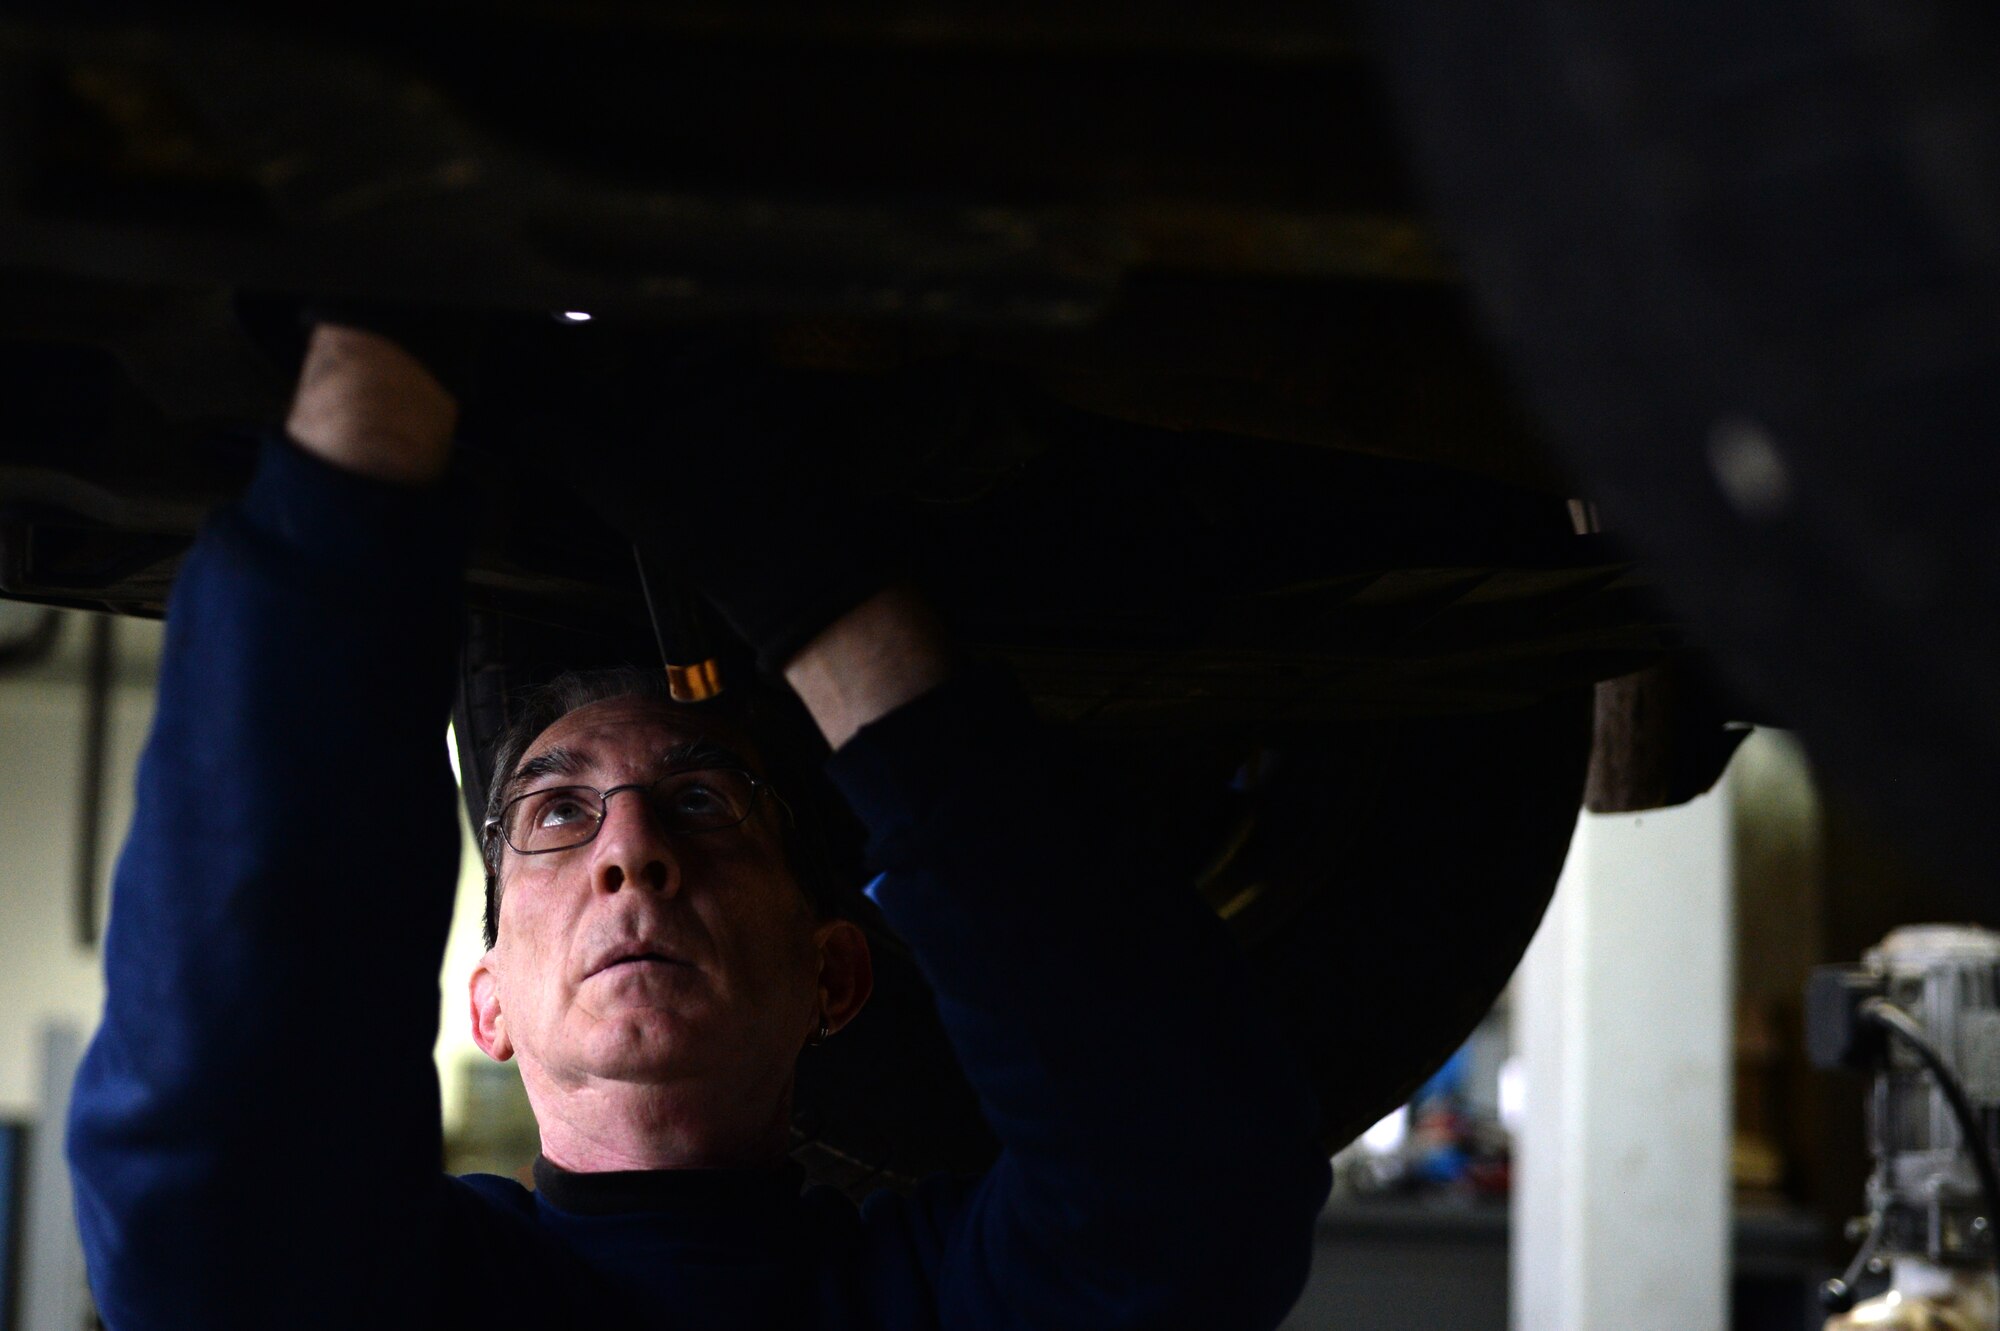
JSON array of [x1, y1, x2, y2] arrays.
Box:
[[532, 1154, 808, 1218]]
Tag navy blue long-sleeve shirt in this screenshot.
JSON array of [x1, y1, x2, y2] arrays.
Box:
[[67, 434, 1330, 1330]]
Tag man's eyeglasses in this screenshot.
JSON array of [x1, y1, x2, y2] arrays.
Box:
[[484, 768, 782, 856]]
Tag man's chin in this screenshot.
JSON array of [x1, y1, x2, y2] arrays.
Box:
[[576, 1012, 711, 1083]]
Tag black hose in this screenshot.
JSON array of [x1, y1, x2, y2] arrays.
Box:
[[1861, 998, 2000, 1279], [632, 545, 723, 703]]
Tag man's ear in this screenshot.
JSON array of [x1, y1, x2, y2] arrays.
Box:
[[469, 952, 514, 1062], [814, 919, 873, 1036]]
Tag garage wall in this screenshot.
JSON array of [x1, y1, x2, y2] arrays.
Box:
[[0, 608, 500, 1141], [0, 613, 153, 1121]]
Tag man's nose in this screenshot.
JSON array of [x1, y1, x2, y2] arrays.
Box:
[[588, 787, 682, 896]]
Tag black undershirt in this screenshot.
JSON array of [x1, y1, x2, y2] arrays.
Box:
[[531, 1155, 808, 1218]]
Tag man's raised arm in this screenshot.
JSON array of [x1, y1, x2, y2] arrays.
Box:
[[67, 327, 469, 1327], [779, 586, 1329, 1330]]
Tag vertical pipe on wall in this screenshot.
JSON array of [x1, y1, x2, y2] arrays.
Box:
[[73, 614, 114, 948]]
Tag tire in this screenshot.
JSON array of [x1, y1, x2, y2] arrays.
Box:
[[1362, 0, 2000, 890]]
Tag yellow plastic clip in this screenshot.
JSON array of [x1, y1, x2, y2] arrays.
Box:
[[665, 658, 724, 703]]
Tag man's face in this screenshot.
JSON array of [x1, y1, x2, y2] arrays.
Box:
[[471, 697, 829, 1095]]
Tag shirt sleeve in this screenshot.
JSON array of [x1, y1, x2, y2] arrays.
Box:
[[65, 432, 470, 1329], [827, 667, 1332, 1331]]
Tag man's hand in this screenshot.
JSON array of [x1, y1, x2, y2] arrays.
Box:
[[784, 587, 953, 750], [285, 324, 457, 487]]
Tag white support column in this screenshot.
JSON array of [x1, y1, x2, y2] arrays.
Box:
[[1512, 777, 1735, 1331]]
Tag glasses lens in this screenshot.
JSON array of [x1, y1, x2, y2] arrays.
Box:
[[651, 769, 758, 833], [504, 786, 605, 853], [499, 770, 762, 853]]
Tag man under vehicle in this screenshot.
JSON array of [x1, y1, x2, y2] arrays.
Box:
[[66, 322, 1332, 1329]]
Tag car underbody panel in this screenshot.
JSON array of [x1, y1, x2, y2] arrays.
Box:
[[0, 3, 1682, 722]]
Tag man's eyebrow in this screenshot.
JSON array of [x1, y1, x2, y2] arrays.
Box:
[[504, 745, 586, 799], [659, 738, 755, 774], [502, 737, 755, 802]]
